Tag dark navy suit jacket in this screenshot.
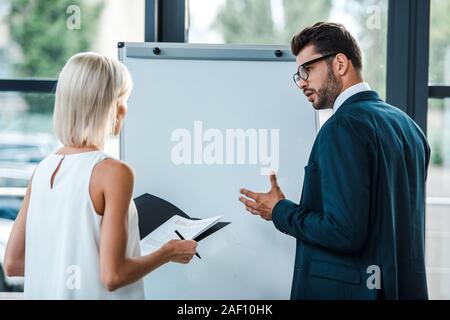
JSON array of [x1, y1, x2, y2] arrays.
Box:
[[272, 91, 430, 300]]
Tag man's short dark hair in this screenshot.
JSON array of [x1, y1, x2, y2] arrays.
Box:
[[291, 22, 363, 72]]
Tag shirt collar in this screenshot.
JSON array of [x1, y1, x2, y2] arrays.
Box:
[[332, 82, 372, 113]]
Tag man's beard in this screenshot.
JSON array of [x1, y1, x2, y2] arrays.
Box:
[[313, 66, 342, 110]]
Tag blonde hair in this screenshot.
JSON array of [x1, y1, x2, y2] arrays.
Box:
[[53, 52, 132, 148]]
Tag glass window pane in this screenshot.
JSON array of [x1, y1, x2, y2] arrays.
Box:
[[429, 0, 450, 85], [0, 0, 144, 78], [426, 98, 450, 299], [427, 98, 450, 197], [0, 91, 56, 292], [188, 0, 388, 98]]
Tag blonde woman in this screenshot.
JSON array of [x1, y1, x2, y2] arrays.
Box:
[[4, 52, 197, 299]]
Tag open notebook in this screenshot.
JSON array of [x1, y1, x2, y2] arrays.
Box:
[[134, 193, 230, 256], [140, 215, 221, 255]]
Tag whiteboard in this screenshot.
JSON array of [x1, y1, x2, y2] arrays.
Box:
[[119, 42, 317, 299]]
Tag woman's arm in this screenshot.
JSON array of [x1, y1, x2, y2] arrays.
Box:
[[4, 177, 33, 277], [97, 159, 197, 291]]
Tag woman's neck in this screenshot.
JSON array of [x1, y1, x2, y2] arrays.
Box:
[[56, 145, 103, 155]]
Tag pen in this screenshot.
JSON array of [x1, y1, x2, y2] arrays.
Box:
[[174, 229, 201, 259]]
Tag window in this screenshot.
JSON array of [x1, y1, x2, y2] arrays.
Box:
[[426, 98, 450, 299], [189, 0, 387, 98], [0, 0, 144, 78], [0, 91, 55, 292], [429, 0, 450, 86], [0, 0, 141, 292], [426, 0, 450, 300], [188, 0, 387, 128]]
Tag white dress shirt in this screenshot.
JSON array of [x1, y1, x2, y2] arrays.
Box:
[[332, 82, 372, 113]]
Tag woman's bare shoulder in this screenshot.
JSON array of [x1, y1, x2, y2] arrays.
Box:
[[93, 158, 135, 186]]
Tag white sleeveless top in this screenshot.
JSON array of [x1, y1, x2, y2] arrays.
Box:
[[24, 151, 145, 299]]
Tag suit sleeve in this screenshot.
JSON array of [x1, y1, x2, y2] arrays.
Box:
[[272, 119, 373, 254]]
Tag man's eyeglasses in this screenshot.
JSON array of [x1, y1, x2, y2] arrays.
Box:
[[293, 52, 337, 86]]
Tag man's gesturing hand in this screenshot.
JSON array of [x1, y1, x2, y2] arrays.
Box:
[[239, 174, 286, 221]]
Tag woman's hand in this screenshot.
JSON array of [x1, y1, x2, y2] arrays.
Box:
[[161, 239, 198, 264]]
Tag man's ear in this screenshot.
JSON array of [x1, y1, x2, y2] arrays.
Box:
[[335, 53, 350, 76]]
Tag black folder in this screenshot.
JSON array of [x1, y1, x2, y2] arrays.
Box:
[[134, 193, 230, 241]]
